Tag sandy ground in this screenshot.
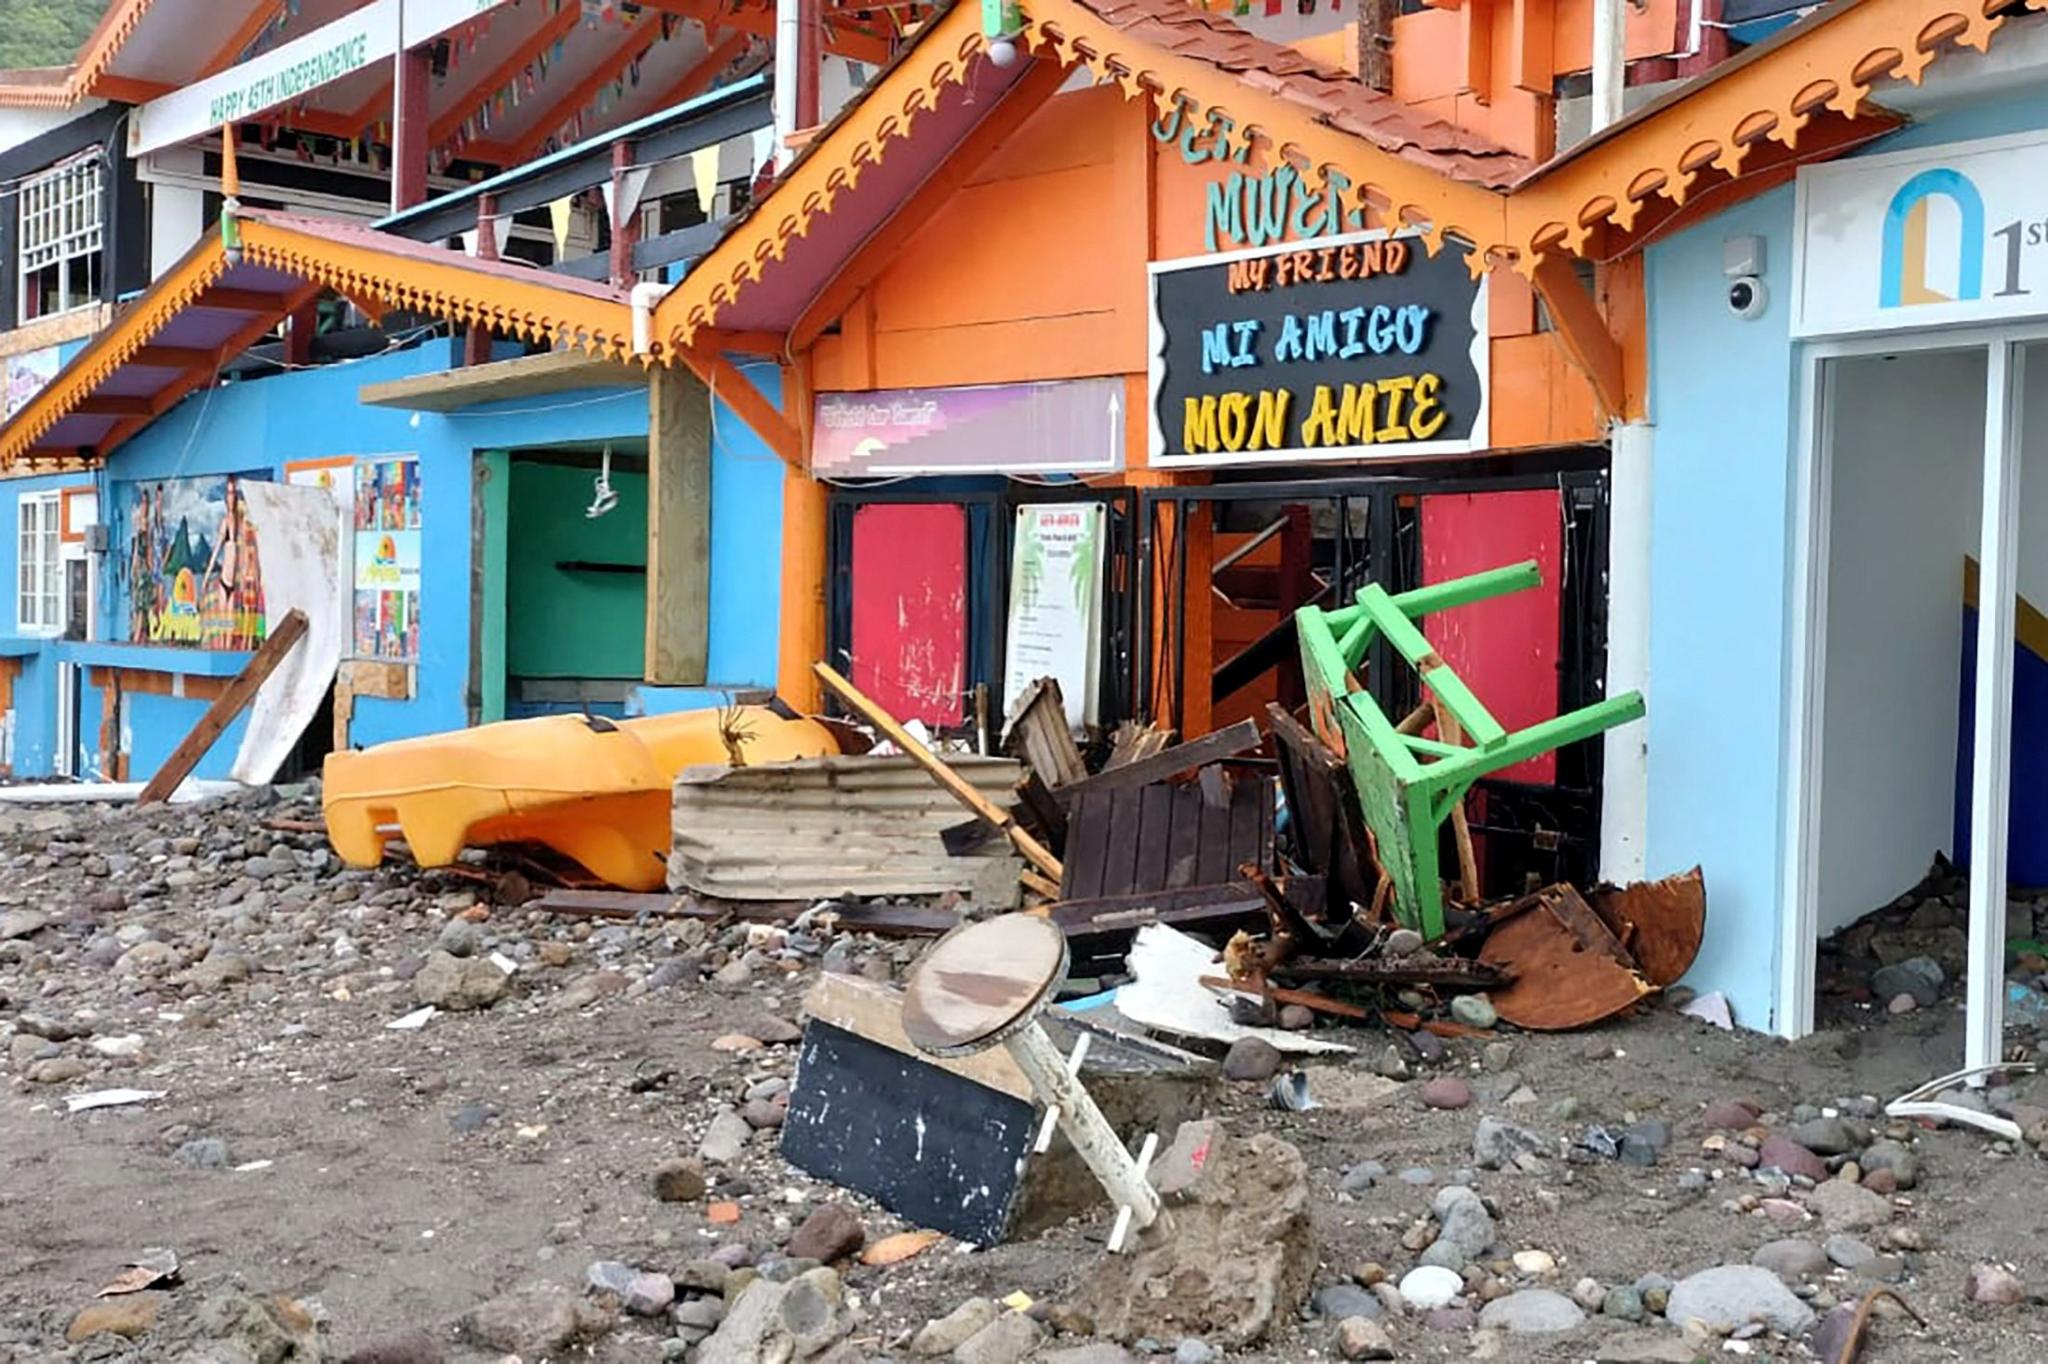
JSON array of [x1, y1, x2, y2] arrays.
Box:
[[2, 791, 2045, 1363]]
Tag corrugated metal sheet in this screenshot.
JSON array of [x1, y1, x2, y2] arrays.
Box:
[[669, 755, 1022, 899]]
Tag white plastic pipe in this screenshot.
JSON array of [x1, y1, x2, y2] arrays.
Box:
[[630, 280, 670, 356], [1591, 0, 1626, 134], [774, 0, 800, 170]]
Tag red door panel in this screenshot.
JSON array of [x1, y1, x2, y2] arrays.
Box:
[[849, 503, 968, 729]]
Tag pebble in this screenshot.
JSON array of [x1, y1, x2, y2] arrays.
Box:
[[1171, 1338, 1217, 1364], [1700, 1098, 1762, 1130], [1472, 1116, 1551, 1171], [1222, 1037, 1282, 1083], [173, 1137, 232, 1170], [1570, 1277, 1605, 1310], [785, 1202, 864, 1262], [1407, 1030, 1447, 1064], [953, 1310, 1043, 1364], [1277, 1004, 1314, 1031], [1965, 1263, 2025, 1306], [1313, 1283, 1383, 1322], [1449, 995, 1498, 1029], [1825, 1235, 1877, 1270], [1752, 1238, 1829, 1280], [698, 1110, 753, 1164], [1512, 1250, 1556, 1276], [1335, 1316, 1395, 1360], [1420, 1077, 1472, 1110], [1810, 1178, 1892, 1231], [1476, 1289, 1586, 1334], [1397, 1265, 1464, 1311], [1858, 1139, 1920, 1190], [653, 1157, 707, 1202], [622, 1271, 674, 1317], [1601, 1286, 1645, 1321], [1757, 1134, 1828, 1182]]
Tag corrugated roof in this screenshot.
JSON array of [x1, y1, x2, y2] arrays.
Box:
[[669, 755, 1023, 899]]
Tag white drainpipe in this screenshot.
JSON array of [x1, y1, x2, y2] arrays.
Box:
[[774, 0, 800, 169], [631, 281, 670, 358], [1592, 0, 1626, 133]]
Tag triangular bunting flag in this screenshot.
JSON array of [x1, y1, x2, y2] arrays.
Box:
[[690, 145, 718, 213], [548, 195, 575, 255]]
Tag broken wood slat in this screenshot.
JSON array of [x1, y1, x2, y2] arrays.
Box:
[[1012, 771, 1069, 851], [1200, 974, 1370, 1020], [1002, 676, 1087, 788], [1270, 955, 1506, 991], [138, 609, 309, 805], [1020, 869, 1062, 899], [1266, 703, 1374, 918], [814, 662, 1063, 882], [1058, 774, 1276, 902], [1381, 1009, 1498, 1040], [1052, 718, 1262, 807], [534, 889, 957, 937], [1103, 720, 1174, 771]]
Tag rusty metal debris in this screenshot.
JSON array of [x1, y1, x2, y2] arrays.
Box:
[[1478, 884, 1653, 1031], [1588, 866, 1706, 988]]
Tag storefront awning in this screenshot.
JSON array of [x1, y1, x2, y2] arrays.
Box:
[[0, 206, 633, 470]]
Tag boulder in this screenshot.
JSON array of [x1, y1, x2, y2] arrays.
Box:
[[465, 1284, 613, 1356], [412, 951, 506, 1011], [1476, 1289, 1586, 1334], [1664, 1265, 1815, 1335]]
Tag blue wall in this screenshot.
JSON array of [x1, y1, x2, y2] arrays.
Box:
[[0, 340, 790, 780], [1642, 93, 2048, 1030], [0, 470, 94, 774]]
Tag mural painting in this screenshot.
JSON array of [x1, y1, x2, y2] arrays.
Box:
[[353, 455, 422, 662], [126, 474, 270, 650]]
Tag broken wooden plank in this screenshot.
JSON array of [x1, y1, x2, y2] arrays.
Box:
[[1271, 955, 1506, 991], [534, 888, 957, 936], [1002, 676, 1087, 788], [138, 609, 309, 805], [816, 662, 1063, 882], [1266, 703, 1374, 918], [1200, 974, 1370, 1020], [1053, 718, 1262, 806]]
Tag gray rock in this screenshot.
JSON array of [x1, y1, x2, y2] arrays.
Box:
[[464, 1285, 613, 1356], [1600, 1286, 1644, 1322], [1810, 1179, 1891, 1231], [1473, 1117, 1553, 1172], [1663, 1265, 1816, 1334], [1858, 1139, 1920, 1190], [412, 951, 506, 1011], [1171, 1339, 1217, 1364], [1594, 1337, 1703, 1364], [913, 1299, 1000, 1356], [1312, 1283, 1382, 1322], [1449, 995, 1497, 1029], [1385, 929, 1425, 955], [587, 1261, 638, 1297], [1751, 1239, 1829, 1281], [696, 1269, 850, 1363], [699, 1110, 753, 1164], [436, 918, 484, 958], [953, 1311, 1044, 1364], [1825, 1235, 1877, 1271], [173, 1137, 231, 1170], [624, 1272, 674, 1317], [1044, 1347, 1137, 1364], [674, 1297, 726, 1332], [1425, 1186, 1494, 1266], [1476, 1289, 1585, 1334], [0, 909, 48, 939], [1338, 1161, 1384, 1195], [1966, 1263, 2025, 1305], [1786, 1115, 1866, 1157], [1872, 956, 1944, 1007], [1223, 1038, 1283, 1082]]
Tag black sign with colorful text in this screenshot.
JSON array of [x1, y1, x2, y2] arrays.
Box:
[[1147, 230, 1487, 466]]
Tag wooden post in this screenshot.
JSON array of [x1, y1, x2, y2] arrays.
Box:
[[646, 366, 712, 686], [465, 193, 499, 368], [778, 467, 828, 712], [391, 46, 433, 213], [609, 140, 640, 289], [138, 609, 309, 804]]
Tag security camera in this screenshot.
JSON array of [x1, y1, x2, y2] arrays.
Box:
[[1728, 275, 1767, 320]]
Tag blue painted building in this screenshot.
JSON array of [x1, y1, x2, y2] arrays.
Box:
[[1638, 38, 2048, 1061]]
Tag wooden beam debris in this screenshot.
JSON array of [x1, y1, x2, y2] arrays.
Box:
[[137, 609, 308, 805]]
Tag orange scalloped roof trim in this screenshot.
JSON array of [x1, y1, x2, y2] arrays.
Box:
[[0, 208, 635, 468], [1493, 0, 2048, 274]]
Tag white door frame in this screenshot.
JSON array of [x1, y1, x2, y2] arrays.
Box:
[[1781, 322, 2043, 1067], [54, 541, 95, 779]]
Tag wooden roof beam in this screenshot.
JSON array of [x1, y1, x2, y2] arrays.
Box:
[[201, 2, 286, 78], [506, 18, 672, 164], [654, 30, 754, 111], [1528, 252, 1624, 421], [428, 2, 585, 152], [677, 337, 800, 467]]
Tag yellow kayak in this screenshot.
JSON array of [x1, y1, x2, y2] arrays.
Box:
[[323, 706, 839, 889]]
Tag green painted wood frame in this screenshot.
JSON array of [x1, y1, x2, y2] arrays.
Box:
[[1296, 560, 1645, 937]]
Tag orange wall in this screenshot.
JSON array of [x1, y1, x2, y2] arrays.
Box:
[[811, 81, 1602, 459]]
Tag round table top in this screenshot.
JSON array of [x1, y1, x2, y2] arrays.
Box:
[[901, 913, 1069, 1057]]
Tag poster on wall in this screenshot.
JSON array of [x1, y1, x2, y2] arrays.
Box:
[[126, 474, 270, 650], [4, 347, 59, 419], [1148, 228, 1487, 466], [352, 455, 422, 662], [1001, 503, 1106, 734], [229, 482, 345, 785]]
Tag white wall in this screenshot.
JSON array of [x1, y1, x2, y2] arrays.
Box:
[[1815, 347, 1985, 935], [0, 101, 105, 158]]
